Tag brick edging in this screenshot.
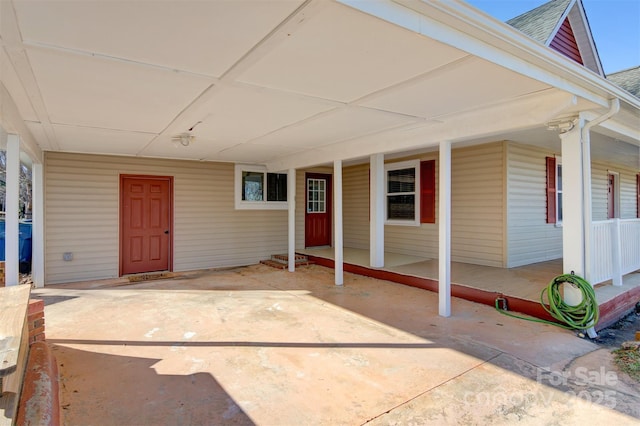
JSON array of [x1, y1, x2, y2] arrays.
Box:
[[16, 342, 60, 426]]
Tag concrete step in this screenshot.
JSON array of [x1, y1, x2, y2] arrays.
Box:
[[260, 254, 313, 269]]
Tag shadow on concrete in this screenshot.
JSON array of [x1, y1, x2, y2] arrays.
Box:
[[30, 294, 78, 307], [52, 345, 254, 426], [41, 265, 640, 421], [48, 339, 437, 349]]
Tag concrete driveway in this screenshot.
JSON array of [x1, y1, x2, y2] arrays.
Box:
[[33, 265, 640, 425]]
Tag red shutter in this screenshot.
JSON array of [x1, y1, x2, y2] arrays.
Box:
[[546, 157, 556, 224], [420, 160, 436, 223], [637, 173, 640, 219]]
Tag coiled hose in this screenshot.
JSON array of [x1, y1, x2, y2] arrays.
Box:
[[495, 273, 599, 331]]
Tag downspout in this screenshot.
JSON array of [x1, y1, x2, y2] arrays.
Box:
[[581, 99, 619, 339]]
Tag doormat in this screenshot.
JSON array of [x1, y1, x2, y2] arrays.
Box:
[[127, 272, 174, 283]]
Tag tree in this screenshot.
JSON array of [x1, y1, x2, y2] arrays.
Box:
[[0, 150, 32, 218]]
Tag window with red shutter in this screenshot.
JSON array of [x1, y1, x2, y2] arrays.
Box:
[[546, 157, 556, 223], [420, 160, 436, 223]]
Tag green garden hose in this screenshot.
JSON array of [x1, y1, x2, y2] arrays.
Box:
[[495, 273, 599, 331]]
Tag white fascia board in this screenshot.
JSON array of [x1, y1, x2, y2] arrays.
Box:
[[337, 0, 639, 110], [267, 90, 577, 171], [583, 111, 640, 144], [545, 0, 576, 46], [571, 1, 605, 76]]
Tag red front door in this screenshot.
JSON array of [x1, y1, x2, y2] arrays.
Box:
[[305, 173, 332, 247], [120, 175, 172, 275]]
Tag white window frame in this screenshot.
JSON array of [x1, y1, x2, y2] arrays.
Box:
[[384, 160, 420, 226], [556, 158, 563, 225], [306, 178, 327, 214], [234, 164, 288, 210], [607, 170, 620, 219]]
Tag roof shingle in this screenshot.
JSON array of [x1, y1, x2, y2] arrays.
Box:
[[607, 66, 640, 98], [507, 0, 572, 44]]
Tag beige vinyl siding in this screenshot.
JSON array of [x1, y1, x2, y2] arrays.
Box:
[[506, 142, 562, 267], [45, 152, 287, 284], [591, 162, 608, 221], [506, 143, 640, 268], [591, 161, 639, 221], [336, 145, 504, 266], [449, 143, 504, 267], [620, 170, 639, 219], [343, 164, 370, 250]]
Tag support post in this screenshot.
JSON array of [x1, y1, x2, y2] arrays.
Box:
[[334, 160, 343, 286], [438, 141, 451, 317], [32, 163, 45, 287], [5, 134, 20, 286], [559, 118, 587, 305], [287, 169, 296, 272], [369, 153, 384, 267], [559, 117, 598, 338]]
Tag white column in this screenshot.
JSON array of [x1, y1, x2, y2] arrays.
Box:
[[559, 118, 586, 305], [32, 163, 45, 287], [438, 141, 451, 317], [581, 125, 594, 283], [334, 160, 343, 286], [5, 134, 20, 286], [369, 153, 384, 267], [287, 168, 296, 272]]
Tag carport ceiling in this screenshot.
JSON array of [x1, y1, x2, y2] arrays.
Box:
[[2, 0, 555, 166]]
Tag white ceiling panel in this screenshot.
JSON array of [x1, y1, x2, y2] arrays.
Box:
[[212, 143, 302, 164], [52, 124, 156, 155], [361, 58, 551, 119], [27, 48, 213, 133], [251, 107, 419, 148], [13, 0, 305, 77], [237, 1, 467, 102], [24, 121, 50, 150], [140, 135, 238, 160], [168, 85, 338, 143], [1, 48, 38, 122]]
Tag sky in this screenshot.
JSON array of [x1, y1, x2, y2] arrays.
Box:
[[464, 0, 640, 75]]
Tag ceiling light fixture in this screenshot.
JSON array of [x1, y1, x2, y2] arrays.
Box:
[[172, 133, 195, 147]]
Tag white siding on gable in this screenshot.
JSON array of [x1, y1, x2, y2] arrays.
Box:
[[45, 152, 288, 284], [506, 142, 562, 268]]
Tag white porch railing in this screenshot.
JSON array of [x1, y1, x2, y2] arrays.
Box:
[[591, 218, 640, 285]]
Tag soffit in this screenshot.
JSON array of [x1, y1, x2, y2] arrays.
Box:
[[5, 0, 628, 169]]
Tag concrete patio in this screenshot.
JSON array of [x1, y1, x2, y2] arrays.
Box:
[[34, 264, 640, 425]]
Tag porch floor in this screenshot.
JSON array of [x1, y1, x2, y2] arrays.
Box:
[[297, 247, 640, 328]]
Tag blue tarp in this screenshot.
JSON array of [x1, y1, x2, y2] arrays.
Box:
[[0, 220, 32, 264]]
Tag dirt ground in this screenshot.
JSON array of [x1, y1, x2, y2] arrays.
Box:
[[595, 309, 640, 348]]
